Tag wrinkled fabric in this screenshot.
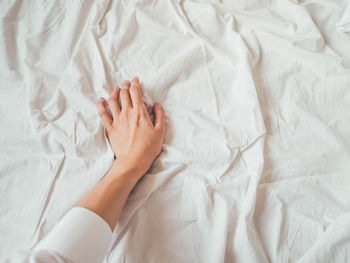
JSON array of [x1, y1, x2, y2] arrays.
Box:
[[0, 0, 350, 262], [6, 207, 112, 263], [8, 250, 72, 263], [337, 0, 350, 32]]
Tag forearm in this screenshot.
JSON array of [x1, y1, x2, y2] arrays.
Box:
[[32, 160, 143, 263], [76, 160, 142, 231]]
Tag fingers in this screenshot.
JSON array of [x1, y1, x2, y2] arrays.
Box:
[[130, 77, 143, 107], [97, 98, 112, 131], [153, 103, 165, 132], [120, 80, 132, 110], [107, 87, 121, 119]]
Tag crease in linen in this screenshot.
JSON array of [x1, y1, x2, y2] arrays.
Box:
[[1, 0, 350, 262]]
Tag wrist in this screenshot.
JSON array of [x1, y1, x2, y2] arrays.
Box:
[[106, 158, 146, 184]]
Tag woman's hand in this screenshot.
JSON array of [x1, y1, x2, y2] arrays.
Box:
[[97, 77, 165, 181], [76, 77, 164, 230]]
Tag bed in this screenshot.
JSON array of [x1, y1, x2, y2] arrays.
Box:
[[1, 0, 350, 262]]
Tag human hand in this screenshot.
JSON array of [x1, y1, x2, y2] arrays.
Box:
[[97, 77, 165, 180]]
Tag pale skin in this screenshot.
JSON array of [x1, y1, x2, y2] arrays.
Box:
[[76, 77, 165, 231]]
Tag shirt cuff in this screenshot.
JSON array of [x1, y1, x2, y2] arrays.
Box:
[[34, 207, 112, 263]]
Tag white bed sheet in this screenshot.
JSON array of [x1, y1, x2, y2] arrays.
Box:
[[1, 0, 350, 262]]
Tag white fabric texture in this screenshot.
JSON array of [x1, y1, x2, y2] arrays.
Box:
[[34, 207, 112, 263], [7, 207, 111, 263], [337, 0, 350, 32], [1, 0, 350, 262], [9, 250, 72, 263]]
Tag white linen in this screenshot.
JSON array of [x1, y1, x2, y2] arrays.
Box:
[[1, 0, 350, 262], [337, 0, 350, 32]]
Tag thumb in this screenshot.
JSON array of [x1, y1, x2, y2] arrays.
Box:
[[153, 103, 165, 131]]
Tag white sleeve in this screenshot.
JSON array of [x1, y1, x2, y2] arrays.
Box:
[[9, 207, 113, 263], [8, 249, 73, 263]]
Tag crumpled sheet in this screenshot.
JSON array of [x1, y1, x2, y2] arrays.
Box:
[[337, 0, 350, 32], [1, 0, 350, 262]]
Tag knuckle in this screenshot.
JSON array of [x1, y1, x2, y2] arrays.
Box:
[[121, 83, 130, 89], [141, 104, 148, 111], [133, 108, 141, 117], [140, 108, 149, 117], [107, 98, 113, 105], [97, 104, 104, 113], [130, 109, 141, 121], [120, 112, 128, 120], [140, 110, 146, 118], [156, 124, 164, 131], [131, 83, 139, 92]]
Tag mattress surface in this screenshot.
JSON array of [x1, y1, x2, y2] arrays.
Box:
[[1, 0, 350, 262]]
